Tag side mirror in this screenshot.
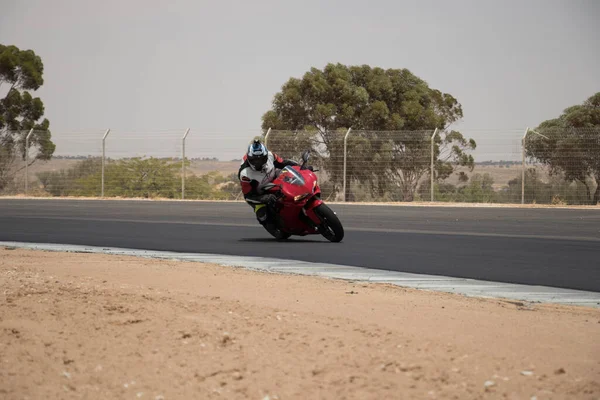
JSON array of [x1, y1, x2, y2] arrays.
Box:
[[301, 150, 310, 163]]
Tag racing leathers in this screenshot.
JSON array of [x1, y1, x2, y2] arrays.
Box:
[[238, 151, 298, 227]]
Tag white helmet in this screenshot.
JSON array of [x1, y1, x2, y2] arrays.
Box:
[[247, 139, 269, 171]]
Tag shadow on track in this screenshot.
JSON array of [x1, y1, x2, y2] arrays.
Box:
[[238, 237, 329, 244]]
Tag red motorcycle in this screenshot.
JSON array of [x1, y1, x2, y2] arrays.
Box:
[[261, 150, 344, 242]]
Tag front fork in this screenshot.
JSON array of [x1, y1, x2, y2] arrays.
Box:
[[302, 196, 324, 227]]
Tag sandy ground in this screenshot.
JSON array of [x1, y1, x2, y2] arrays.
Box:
[[1, 248, 599, 400]]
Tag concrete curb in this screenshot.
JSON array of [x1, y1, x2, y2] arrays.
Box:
[[2, 241, 599, 308]]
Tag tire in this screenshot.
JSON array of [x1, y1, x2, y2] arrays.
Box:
[[263, 223, 292, 241], [314, 204, 344, 242]]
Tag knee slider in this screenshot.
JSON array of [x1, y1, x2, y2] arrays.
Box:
[[256, 207, 268, 222]]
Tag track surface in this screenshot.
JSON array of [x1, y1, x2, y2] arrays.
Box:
[[1, 199, 599, 292]]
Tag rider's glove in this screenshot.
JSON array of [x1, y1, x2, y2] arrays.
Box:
[[259, 194, 277, 207]]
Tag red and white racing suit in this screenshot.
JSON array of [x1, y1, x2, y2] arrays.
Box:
[[238, 151, 298, 225]]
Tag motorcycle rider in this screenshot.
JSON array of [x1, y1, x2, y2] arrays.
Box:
[[238, 139, 299, 230]]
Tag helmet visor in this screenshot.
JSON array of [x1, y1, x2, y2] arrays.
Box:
[[248, 154, 268, 170]]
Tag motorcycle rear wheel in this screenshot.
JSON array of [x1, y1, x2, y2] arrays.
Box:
[[314, 204, 344, 242]]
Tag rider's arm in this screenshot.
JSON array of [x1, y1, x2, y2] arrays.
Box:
[[240, 177, 261, 203], [239, 171, 275, 204], [272, 153, 299, 169]]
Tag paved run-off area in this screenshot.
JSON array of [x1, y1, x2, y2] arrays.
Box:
[[1, 247, 599, 400]]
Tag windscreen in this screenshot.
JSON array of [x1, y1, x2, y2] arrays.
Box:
[[279, 166, 305, 186]]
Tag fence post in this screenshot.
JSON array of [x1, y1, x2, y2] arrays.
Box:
[[182, 128, 190, 200], [521, 128, 550, 204], [521, 127, 529, 204], [430, 128, 439, 202], [101, 129, 111, 197], [24, 129, 34, 195], [343, 127, 352, 202], [264, 127, 272, 147]]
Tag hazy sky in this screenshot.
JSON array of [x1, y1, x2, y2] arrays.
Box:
[[1, 0, 599, 160]]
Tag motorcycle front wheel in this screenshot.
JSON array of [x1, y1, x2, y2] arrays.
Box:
[[314, 204, 344, 242]]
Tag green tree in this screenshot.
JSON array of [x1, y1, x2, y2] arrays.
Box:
[[37, 157, 234, 200], [500, 168, 592, 205], [264, 130, 317, 165], [37, 158, 102, 196], [0, 44, 55, 191], [417, 180, 462, 202], [185, 172, 235, 200], [500, 168, 551, 204], [525, 92, 600, 204], [56, 157, 181, 198], [102, 158, 180, 198], [261, 63, 475, 201], [459, 173, 496, 203], [419, 173, 496, 203]]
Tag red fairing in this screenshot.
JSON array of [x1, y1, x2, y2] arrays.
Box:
[[304, 198, 324, 224], [246, 156, 344, 241], [269, 166, 325, 234]]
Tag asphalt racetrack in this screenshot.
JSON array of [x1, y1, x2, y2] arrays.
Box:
[[1, 199, 599, 292]]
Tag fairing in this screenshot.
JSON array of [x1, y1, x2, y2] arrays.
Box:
[[270, 166, 324, 234]]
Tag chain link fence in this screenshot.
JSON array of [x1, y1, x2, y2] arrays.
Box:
[[1, 127, 599, 205], [521, 126, 600, 205], [0, 129, 241, 200], [265, 129, 434, 202]]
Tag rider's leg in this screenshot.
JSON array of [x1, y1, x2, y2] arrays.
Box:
[[254, 203, 276, 230], [254, 203, 268, 225]]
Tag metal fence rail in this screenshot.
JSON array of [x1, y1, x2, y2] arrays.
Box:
[[1, 127, 599, 205]]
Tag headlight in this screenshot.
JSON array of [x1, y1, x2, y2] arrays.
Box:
[[294, 193, 311, 202]]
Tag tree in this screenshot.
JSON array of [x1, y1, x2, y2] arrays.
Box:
[[500, 168, 591, 205], [0, 44, 55, 191], [37, 157, 102, 196], [261, 63, 475, 201], [37, 157, 232, 200], [525, 92, 600, 204], [459, 173, 496, 203], [102, 158, 181, 198]]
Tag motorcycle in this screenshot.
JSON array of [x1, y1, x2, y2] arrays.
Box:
[[260, 150, 344, 242]]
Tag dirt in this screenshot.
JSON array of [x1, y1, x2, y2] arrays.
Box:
[[0, 247, 599, 399]]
